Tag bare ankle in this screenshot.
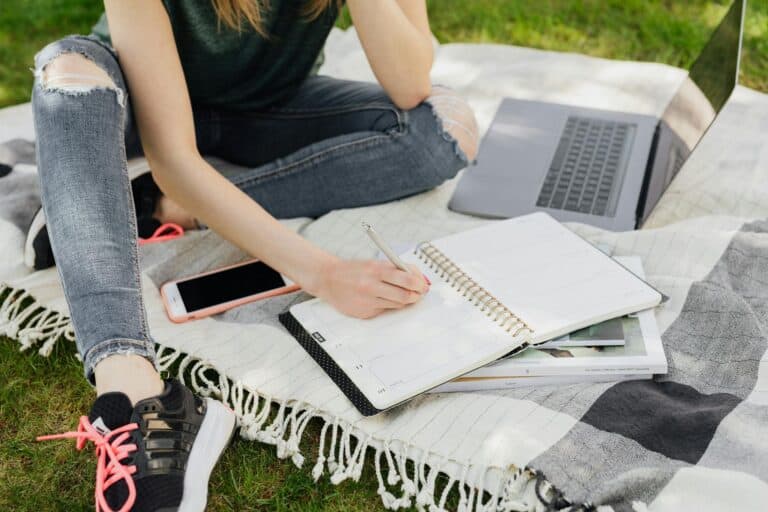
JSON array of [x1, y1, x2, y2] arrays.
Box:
[[94, 354, 165, 405], [154, 195, 198, 230]]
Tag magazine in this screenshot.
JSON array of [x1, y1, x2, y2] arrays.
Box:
[[539, 316, 626, 348]]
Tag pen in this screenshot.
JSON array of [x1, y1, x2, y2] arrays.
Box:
[[361, 222, 431, 285]]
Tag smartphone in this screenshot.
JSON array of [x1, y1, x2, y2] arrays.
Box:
[[160, 259, 300, 323]]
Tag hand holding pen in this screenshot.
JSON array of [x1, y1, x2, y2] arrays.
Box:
[[307, 222, 430, 320], [361, 222, 431, 286]]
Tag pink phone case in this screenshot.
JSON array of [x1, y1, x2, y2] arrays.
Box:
[[160, 259, 300, 323]]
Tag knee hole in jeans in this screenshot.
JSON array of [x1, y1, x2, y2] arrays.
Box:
[[426, 86, 480, 162], [38, 53, 117, 93]]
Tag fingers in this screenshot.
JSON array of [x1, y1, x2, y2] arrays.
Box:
[[352, 299, 404, 320], [381, 263, 430, 294], [406, 263, 431, 287], [357, 307, 385, 319], [374, 297, 407, 310], [345, 260, 431, 319], [374, 281, 422, 306]]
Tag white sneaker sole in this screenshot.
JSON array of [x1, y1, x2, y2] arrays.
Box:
[[23, 208, 47, 270], [177, 398, 237, 512], [127, 158, 151, 181], [22, 158, 152, 271]]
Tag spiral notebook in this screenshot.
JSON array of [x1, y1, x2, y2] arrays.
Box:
[[279, 212, 663, 415]]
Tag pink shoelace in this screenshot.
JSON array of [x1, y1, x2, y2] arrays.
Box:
[[37, 417, 139, 512], [138, 222, 185, 246]]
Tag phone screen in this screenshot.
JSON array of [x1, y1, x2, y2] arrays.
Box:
[[177, 260, 286, 312]]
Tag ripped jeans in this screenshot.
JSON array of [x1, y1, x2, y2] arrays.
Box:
[[32, 35, 478, 383]]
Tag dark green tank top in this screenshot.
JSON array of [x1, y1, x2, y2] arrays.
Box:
[[92, 0, 339, 110]]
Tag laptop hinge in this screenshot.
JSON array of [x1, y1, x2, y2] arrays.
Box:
[[635, 123, 661, 228]]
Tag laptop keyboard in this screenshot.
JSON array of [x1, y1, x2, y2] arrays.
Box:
[[537, 116, 636, 217]]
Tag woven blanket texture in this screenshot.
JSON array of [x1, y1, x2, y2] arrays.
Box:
[[2, 28, 768, 511]]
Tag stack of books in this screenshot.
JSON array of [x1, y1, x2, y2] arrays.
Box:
[[430, 256, 667, 393]]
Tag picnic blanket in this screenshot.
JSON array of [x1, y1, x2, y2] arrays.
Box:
[[2, 28, 767, 511]]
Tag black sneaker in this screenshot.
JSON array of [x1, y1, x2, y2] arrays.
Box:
[[25, 159, 163, 270], [38, 379, 236, 511]]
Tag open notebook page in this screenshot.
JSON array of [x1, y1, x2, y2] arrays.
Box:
[[287, 250, 528, 411], [428, 212, 662, 343]]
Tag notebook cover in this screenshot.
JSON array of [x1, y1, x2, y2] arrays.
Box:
[[279, 310, 381, 416], [280, 308, 531, 415]]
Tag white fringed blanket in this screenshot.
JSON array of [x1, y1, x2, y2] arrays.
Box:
[[2, 28, 768, 511]]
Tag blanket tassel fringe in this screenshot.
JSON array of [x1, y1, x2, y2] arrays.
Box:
[[0, 283, 75, 356], [1, 282, 586, 512]]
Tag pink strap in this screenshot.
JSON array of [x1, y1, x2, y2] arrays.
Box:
[[139, 223, 184, 246]]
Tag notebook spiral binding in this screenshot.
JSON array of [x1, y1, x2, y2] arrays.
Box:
[[415, 242, 534, 344]]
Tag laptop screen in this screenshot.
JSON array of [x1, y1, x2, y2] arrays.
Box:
[[638, 0, 744, 224]]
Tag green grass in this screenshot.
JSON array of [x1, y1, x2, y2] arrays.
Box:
[[1, 1, 766, 510], [422, 0, 767, 93], [1, 0, 766, 108]]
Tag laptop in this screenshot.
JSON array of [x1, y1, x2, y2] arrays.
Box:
[[449, 0, 746, 230]]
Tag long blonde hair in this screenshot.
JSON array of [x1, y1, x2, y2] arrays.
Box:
[[211, 0, 338, 35]]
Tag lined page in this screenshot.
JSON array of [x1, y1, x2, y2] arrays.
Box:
[[288, 251, 522, 411], [429, 212, 661, 342]]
